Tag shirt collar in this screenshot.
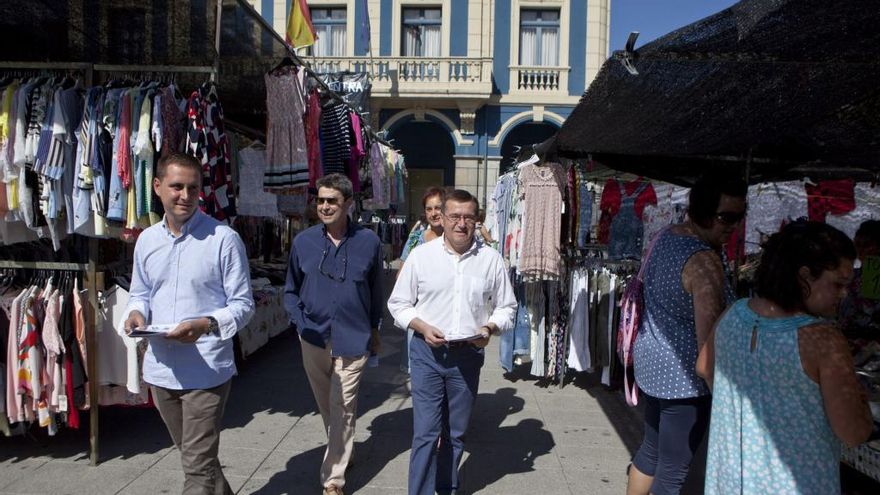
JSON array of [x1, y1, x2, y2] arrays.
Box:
[[441, 234, 480, 258], [162, 210, 204, 239], [321, 219, 356, 242]]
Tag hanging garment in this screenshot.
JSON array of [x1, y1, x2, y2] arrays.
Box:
[[186, 82, 236, 222], [319, 103, 351, 176], [566, 268, 592, 372], [826, 183, 880, 239], [499, 276, 532, 372], [806, 179, 855, 222], [743, 181, 808, 254], [527, 281, 548, 377], [598, 178, 657, 245], [642, 183, 689, 255], [264, 68, 309, 190], [519, 163, 566, 280], [575, 171, 593, 248], [608, 180, 655, 260], [303, 89, 322, 189], [237, 147, 279, 217], [348, 113, 365, 193], [159, 85, 185, 156]]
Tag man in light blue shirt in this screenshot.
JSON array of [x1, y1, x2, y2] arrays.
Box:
[[122, 152, 254, 495]]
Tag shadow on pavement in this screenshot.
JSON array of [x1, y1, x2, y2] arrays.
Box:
[[462, 388, 555, 493]]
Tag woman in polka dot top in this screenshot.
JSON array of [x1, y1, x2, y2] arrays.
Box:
[[627, 173, 747, 495]]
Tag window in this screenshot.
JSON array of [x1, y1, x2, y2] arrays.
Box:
[[311, 7, 347, 56], [519, 9, 559, 66], [401, 8, 441, 57]]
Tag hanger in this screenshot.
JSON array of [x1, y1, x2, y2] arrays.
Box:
[[269, 57, 297, 75]]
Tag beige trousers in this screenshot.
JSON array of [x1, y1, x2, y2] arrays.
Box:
[[152, 380, 233, 495], [300, 337, 368, 489]]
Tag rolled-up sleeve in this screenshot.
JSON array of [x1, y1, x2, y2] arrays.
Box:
[[487, 259, 517, 333], [387, 254, 420, 331], [209, 233, 255, 340]]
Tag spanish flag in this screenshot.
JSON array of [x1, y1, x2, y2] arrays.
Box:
[[286, 0, 317, 48]]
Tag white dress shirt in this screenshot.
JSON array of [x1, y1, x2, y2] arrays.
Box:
[[388, 236, 517, 339]]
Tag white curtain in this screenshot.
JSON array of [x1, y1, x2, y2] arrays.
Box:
[[423, 26, 441, 57], [330, 25, 346, 56], [520, 28, 536, 65], [314, 25, 346, 57], [541, 28, 559, 66], [403, 26, 419, 56]]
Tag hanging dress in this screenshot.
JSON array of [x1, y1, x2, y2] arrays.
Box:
[[263, 68, 309, 191]]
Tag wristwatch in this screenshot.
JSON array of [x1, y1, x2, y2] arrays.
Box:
[[205, 316, 220, 336]]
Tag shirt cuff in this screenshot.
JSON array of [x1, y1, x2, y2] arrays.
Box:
[[488, 314, 513, 334], [394, 308, 420, 332], [210, 308, 239, 341]]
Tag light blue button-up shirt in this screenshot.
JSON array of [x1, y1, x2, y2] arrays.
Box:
[[123, 210, 255, 389]]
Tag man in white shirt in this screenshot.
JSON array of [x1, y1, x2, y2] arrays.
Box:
[[388, 189, 517, 495]]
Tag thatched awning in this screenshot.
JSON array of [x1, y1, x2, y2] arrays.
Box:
[[556, 0, 880, 185]]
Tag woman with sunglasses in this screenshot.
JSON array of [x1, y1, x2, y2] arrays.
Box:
[[627, 173, 747, 495], [700, 221, 872, 494], [399, 187, 446, 373]]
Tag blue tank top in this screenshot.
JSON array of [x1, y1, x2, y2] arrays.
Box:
[[705, 299, 838, 495], [633, 229, 717, 399]]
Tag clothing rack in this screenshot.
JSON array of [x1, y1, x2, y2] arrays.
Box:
[[0, 239, 104, 466], [0, 61, 160, 467], [232, 0, 393, 150]]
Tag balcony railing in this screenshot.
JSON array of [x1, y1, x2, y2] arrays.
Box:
[[511, 65, 569, 92], [307, 56, 494, 98]]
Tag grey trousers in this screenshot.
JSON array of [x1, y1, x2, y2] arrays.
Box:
[[152, 380, 233, 495]]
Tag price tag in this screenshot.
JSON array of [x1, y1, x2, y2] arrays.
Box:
[[860, 256, 880, 300], [58, 395, 68, 412]]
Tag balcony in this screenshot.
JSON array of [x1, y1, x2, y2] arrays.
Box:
[[308, 56, 494, 100], [510, 65, 570, 94]]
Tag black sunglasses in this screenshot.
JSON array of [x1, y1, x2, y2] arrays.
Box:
[[715, 211, 746, 225], [319, 244, 348, 282]]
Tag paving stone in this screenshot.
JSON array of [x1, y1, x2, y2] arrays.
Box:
[[0, 462, 143, 495], [0, 458, 48, 491]]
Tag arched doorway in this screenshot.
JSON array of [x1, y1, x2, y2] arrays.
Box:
[[387, 119, 455, 223], [499, 121, 559, 175]]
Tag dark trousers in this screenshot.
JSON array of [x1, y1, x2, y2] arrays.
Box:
[[408, 335, 484, 495], [631, 393, 711, 495], [152, 380, 234, 495]]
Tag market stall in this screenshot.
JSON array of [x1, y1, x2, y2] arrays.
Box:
[[549, 0, 880, 482]]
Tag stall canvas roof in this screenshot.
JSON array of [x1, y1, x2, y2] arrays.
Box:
[[555, 0, 880, 185]]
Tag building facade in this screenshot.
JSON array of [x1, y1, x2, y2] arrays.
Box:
[[248, 0, 610, 215]]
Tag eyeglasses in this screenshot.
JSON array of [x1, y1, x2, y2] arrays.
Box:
[[317, 196, 345, 206], [444, 213, 477, 225], [715, 211, 746, 225], [319, 244, 347, 282]]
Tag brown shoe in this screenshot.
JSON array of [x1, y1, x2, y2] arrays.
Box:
[[323, 485, 344, 495]]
